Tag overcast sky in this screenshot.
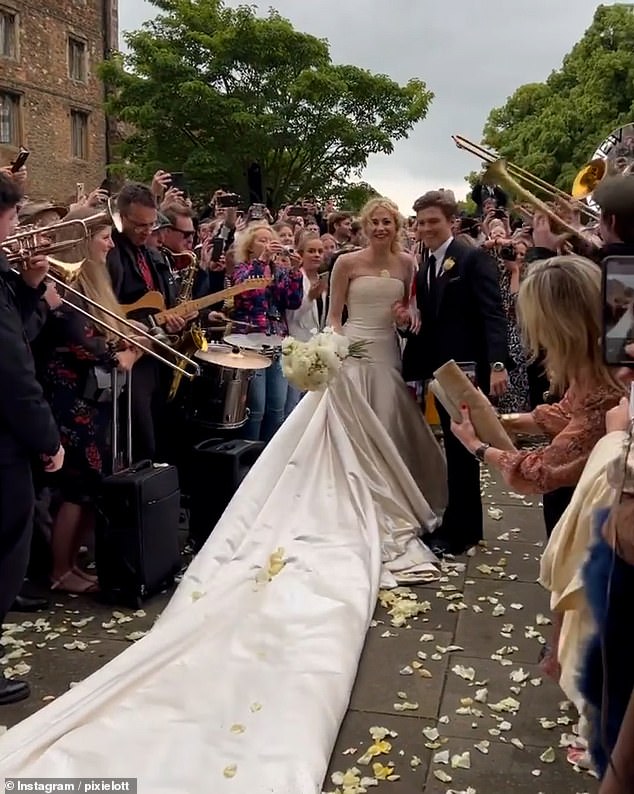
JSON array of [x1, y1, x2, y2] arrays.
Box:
[[120, 1, 614, 211]]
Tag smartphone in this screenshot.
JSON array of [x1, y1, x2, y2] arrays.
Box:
[[602, 256, 634, 366], [288, 206, 307, 218], [249, 203, 267, 220], [99, 176, 112, 195], [319, 271, 330, 281], [10, 147, 29, 172], [76, 182, 85, 201], [493, 209, 507, 220], [170, 171, 188, 197], [217, 193, 240, 208], [211, 237, 225, 262]]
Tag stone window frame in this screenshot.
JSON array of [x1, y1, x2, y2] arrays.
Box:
[[67, 33, 88, 83], [70, 107, 90, 161], [0, 2, 20, 62], [0, 87, 22, 148]]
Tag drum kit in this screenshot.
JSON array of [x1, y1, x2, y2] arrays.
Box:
[[178, 331, 286, 431]]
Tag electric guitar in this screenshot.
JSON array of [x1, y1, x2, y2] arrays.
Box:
[[121, 278, 272, 324]]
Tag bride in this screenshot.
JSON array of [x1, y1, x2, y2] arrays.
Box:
[[0, 199, 447, 793]]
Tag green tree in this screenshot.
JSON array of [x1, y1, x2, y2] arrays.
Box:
[[333, 181, 381, 213], [101, 0, 433, 205], [478, 4, 634, 193]]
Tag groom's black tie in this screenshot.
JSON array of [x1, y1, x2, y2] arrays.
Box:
[[427, 254, 437, 303]]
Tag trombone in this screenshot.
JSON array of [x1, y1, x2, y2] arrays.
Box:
[[452, 135, 601, 224], [3, 199, 201, 379]]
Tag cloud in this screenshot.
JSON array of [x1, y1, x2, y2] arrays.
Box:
[[120, 0, 618, 212]]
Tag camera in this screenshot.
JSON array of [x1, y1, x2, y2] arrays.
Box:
[[282, 247, 294, 256], [499, 244, 516, 261]]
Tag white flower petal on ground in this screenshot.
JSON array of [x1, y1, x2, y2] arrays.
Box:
[[433, 750, 450, 765], [422, 727, 440, 741], [474, 741, 490, 754], [433, 769, 453, 782], [451, 751, 471, 769], [451, 664, 476, 681], [540, 747, 556, 763]]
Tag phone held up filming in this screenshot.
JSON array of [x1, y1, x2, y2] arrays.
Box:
[[602, 256, 634, 368]]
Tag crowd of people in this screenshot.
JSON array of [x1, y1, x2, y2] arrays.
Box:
[[0, 151, 633, 792]]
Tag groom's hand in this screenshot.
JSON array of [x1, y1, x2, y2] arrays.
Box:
[[490, 368, 509, 397]]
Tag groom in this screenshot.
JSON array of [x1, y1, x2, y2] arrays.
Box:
[[403, 190, 509, 557]]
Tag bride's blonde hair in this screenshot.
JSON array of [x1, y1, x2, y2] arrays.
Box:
[[360, 198, 403, 253]]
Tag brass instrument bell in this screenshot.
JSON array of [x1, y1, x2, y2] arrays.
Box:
[[571, 158, 607, 199]]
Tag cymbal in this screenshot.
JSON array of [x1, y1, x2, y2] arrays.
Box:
[[195, 344, 271, 370]]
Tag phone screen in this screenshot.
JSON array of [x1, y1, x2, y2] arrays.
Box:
[[170, 171, 188, 196], [211, 238, 224, 262], [603, 256, 634, 366]]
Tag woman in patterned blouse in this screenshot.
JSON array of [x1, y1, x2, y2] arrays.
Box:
[[451, 255, 626, 522], [231, 223, 303, 442]]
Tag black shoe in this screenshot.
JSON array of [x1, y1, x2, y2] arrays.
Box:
[[430, 537, 454, 558], [0, 678, 30, 705], [11, 594, 49, 612]]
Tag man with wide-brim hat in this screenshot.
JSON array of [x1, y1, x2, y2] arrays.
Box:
[[18, 200, 67, 229]]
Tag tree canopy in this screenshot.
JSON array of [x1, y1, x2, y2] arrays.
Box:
[[102, 0, 433, 205], [478, 3, 634, 193]]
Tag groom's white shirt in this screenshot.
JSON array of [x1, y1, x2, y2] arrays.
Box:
[[427, 235, 454, 283]]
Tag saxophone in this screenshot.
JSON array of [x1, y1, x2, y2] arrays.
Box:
[[173, 250, 199, 303], [163, 248, 207, 400]]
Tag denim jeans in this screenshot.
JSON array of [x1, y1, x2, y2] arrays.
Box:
[[243, 356, 289, 443], [284, 385, 303, 417]]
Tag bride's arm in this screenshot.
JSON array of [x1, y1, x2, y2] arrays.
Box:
[[327, 255, 351, 334], [402, 252, 421, 334]]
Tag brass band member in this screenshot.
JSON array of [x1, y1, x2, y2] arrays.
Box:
[[0, 173, 64, 705], [43, 206, 143, 594], [106, 183, 196, 460]]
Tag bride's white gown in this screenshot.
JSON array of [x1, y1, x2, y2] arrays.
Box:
[[0, 276, 447, 792]]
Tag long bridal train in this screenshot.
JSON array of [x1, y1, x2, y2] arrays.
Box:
[[0, 279, 446, 792]]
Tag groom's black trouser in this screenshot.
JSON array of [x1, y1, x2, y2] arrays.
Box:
[[434, 398, 483, 548]]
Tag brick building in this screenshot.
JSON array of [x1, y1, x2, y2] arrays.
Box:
[[0, 0, 118, 203]]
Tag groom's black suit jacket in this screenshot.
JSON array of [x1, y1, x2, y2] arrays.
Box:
[[402, 237, 509, 391]]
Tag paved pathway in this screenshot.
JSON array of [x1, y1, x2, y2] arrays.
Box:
[[0, 468, 598, 794]]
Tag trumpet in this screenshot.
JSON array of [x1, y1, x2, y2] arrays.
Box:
[[452, 135, 601, 223], [481, 160, 590, 243], [2, 201, 201, 380]]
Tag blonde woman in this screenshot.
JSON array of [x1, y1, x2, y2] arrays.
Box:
[[451, 255, 625, 509], [327, 197, 448, 519], [43, 206, 143, 593], [231, 223, 303, 442]]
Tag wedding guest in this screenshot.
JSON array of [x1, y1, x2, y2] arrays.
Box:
[[231, 224, 303, 442], [284, 234, 328, 415], [451, 256, 625, 532]]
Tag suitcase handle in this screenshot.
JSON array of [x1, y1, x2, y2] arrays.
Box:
[[111, 369, 134, 473]]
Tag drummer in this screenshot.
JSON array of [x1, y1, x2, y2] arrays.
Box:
[[231, 224, 303, 442]]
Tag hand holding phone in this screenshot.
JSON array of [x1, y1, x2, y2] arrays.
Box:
[[10, 148, 29, 173]]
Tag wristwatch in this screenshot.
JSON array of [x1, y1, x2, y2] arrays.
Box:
[[473, 443, 491, 462], [491, 362, 505, 372]]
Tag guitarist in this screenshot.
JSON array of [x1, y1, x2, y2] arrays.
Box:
[[107, 183, 197, 461]]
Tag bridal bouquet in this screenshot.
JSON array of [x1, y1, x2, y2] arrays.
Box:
[[281, 327, 369, 392]]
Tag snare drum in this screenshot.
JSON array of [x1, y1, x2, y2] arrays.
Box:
[[224, 333, 286, 359], [188, 343, 271, 430]]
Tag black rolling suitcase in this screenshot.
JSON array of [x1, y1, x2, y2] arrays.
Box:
[[95, 369, 182, 607]]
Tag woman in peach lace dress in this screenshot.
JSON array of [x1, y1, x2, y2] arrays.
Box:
[[450, 255, 626, 676]]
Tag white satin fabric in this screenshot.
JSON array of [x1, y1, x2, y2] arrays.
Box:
[[0, 276, 446, 792]]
